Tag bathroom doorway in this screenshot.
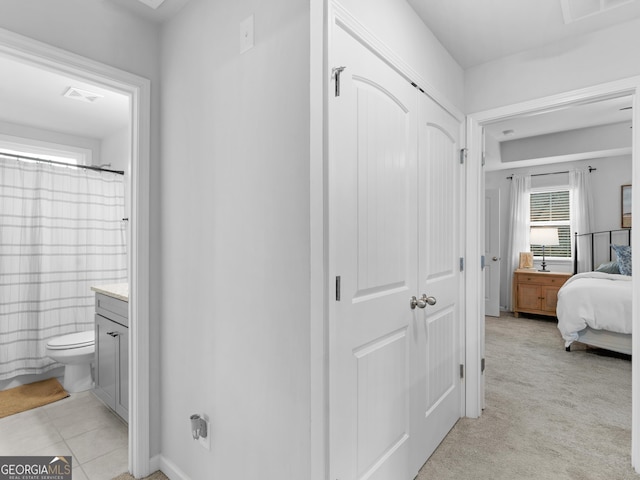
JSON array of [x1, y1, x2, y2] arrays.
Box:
[[0, 29, 151, 477]]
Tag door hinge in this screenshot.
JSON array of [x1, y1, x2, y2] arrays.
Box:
[[459, 257, 464, 272], [332, 66, 346, 97], [481, 255, 486, 269], [459, 148, 467, 164], [459, 364, 464, 379], [336, 276, 341, 301], [481, 357, 486, 373]]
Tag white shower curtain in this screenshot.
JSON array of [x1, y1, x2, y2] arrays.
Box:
[[0, 157, 127, 380], [506, 174, 531, 312], [570, 168, 594, 272]]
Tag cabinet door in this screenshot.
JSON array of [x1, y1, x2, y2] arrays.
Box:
[[116, 327, 129, 420], [95, 314, 117, 409], [541, 286, 561, 313], [517, 283, 541, 311]]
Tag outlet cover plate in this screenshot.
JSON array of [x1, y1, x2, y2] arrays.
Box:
[[240, 15, 254, 54]]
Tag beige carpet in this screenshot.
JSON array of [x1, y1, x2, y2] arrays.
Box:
[[110, 314, 634, 480], [417, 313, 635, 480], [0, 377, 69, 418], [112, 471, 168, 480]]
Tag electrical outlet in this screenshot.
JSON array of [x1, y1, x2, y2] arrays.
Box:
[[240, 14, 254, 54], [198, 414, 211, 451]]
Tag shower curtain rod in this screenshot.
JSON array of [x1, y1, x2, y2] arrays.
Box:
[[506, 166, 596, 180], [0, 151, 124, 175]]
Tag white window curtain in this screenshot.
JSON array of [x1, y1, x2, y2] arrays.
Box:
[[506, 174, 531, 311], [569, 168, 594, 272], [0, 158, 127, 380]]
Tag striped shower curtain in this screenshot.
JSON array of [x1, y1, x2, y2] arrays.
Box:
[[0, 157, 127, 380]]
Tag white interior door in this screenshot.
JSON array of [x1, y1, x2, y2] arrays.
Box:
[[485, 188, 501, 317], [329, 26, 418, 480], [410, 94, 463, 472], [329, 24, 465, 480]]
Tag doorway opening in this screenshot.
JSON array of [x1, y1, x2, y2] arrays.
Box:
[[468, 79, 640, 470], [0, 28, 151, 477]]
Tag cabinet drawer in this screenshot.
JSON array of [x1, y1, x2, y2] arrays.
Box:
[[515, 274, 566, 286], [96, 293, 128, 327]]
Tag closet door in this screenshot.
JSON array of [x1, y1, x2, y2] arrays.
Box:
[[329, 25, 419, 480], [410, 94, 463, 472]]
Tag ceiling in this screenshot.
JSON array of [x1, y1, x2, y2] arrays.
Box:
[[0, 55, 130, 141], [407, 0, 640, 68], [0, 0, 194, 144], [483, 95, 633, 141], [107, 0, 191, 23], [0, 1, 636, 148]]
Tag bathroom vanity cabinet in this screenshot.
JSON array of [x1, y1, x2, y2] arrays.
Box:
[[93, 288, 129, 422]]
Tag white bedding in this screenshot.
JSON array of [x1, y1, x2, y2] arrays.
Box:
[[556, 271, 632, 346]]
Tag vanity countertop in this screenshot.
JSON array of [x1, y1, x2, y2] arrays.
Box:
[[91, 283, 129, 302]]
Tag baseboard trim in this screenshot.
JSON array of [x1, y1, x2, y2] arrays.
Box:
[[151, 455, 190, 480], [149, 455, 160, 474]]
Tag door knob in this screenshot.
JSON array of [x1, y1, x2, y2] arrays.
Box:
[[492, 256, 498, 261], [410, 294, 437, 309]]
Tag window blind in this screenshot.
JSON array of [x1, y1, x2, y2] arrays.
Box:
[[530, 190, 571, 258]]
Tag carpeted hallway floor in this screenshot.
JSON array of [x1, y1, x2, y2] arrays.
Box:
[[112, 471, 168, 480], [417, 313, 635, 479], [113, 313, 635, 480]]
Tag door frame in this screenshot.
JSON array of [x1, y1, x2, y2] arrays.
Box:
[[0, 28, 152, 477], [485, 188, 501, 317], [467, 76, 640, 471]]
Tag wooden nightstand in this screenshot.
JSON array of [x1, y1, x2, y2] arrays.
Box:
[[512, 269, 572, 318]]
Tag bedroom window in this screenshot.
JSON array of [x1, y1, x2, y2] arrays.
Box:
[[530, 188, 571, 258]]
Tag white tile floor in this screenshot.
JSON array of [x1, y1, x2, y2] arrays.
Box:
[[0, 391, 128, 480]]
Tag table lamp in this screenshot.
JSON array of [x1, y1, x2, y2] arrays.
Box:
[[530, 227, 559, 272]]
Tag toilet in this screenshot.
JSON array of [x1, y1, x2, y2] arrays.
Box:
[[45, 330, 95, 393]]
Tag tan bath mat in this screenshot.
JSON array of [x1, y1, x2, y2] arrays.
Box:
[[0, 377, 69, 418]]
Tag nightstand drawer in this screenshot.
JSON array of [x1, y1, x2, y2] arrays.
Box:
[[515, 274, 566, 285]]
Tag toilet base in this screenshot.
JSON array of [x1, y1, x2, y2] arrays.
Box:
[[63, 363, 93, 393]]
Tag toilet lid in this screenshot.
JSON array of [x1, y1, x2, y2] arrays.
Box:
[[47, 331, 95, 350]]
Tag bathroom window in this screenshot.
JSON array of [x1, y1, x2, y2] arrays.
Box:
[[0, 136, 91, 167]]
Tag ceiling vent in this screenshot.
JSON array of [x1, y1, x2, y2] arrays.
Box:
[[561, 0, 636, 23], [62, 87, 103, 104], [137, 0, 167, 9]]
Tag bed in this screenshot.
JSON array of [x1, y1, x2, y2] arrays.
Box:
[[556, 229, 632, 354]]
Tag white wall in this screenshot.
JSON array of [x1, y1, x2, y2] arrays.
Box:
[[0, 0, 163, 458], [159, 1, 463, 478], [160, 0, 311, 478], [486, 155, 632, 309], [465, 17, 640, 113], [0, 120, 101, 164], [102, 126, 131, 217], [101, 127, 130, 172], [500, 122, 631, 163], [339, 0, 464, 109]]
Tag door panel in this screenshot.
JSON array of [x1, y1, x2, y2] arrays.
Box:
[[354, 79, 412, 300], [425, 307, 456, 412], [355, 328, 409, 479], [542, 286, 561, 312], [411, 94, 462, 472], [330, 25, 417, 480], [518, 284, 541, 310]]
